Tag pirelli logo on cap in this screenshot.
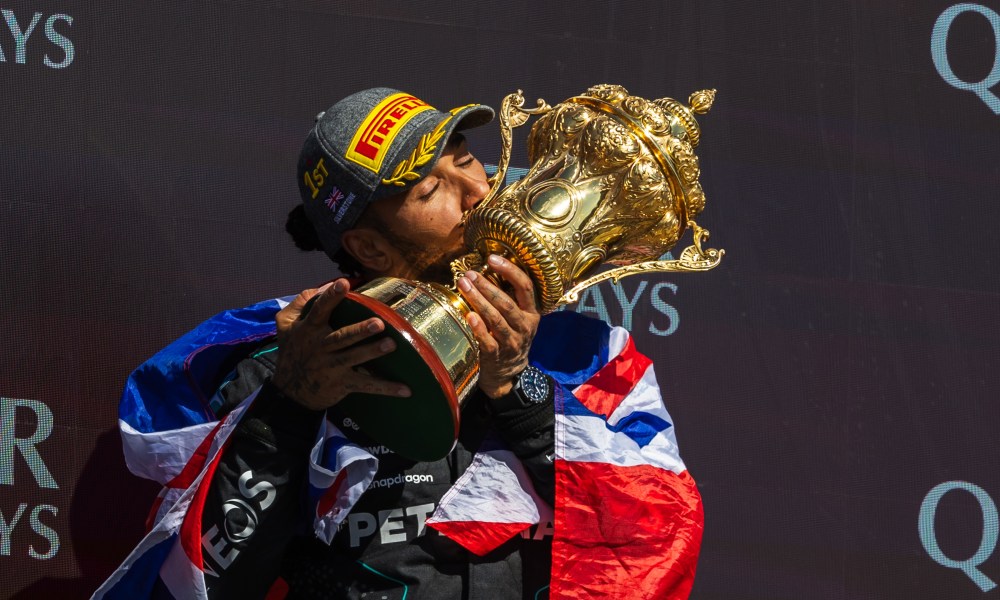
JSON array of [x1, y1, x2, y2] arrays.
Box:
[[346, 93, 433, 173]]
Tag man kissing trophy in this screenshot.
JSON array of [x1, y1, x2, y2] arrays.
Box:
[[328, 83, 724, 461]]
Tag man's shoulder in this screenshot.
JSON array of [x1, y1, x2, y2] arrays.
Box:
[[142, 296, 286, 362], [122, 297, 288, 431]]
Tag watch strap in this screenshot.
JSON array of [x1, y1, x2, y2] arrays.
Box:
[[489, 365, 553, 413]]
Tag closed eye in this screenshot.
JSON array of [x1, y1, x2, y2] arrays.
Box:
[[418, 181, 440, 201]]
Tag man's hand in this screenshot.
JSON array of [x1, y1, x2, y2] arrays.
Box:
[[457, 254, 541, 399], [271, 279, 412, 411]]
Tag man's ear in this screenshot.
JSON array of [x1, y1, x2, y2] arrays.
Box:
[[340, 228, 395, 274]]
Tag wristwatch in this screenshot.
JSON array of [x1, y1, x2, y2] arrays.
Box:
[[490, 365, 553, 413], [513, 365, 552, 405]]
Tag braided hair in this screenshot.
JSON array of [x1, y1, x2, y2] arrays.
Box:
[[285, 204, 364, 278]]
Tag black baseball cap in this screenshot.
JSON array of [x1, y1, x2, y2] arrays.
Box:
[[298, 87, 494, 261]]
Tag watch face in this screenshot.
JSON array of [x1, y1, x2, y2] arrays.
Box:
[[520, 367, 550, 403]]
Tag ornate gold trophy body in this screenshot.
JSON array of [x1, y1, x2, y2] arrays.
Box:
[[331, 84, 723, 461]]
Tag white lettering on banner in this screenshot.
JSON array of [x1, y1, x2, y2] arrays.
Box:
[[932, 3, 1000, 114], [0, 398, 61, 561], [347, 502, 436, 548], [27, 504, 58, 560], [0, 398, 57, 489], [0, 9, 74, 69], [0, 504, 26, 556], [562, 273, 680, 337], [919, 480, 1000, 592], [0, 503, 59, 560]]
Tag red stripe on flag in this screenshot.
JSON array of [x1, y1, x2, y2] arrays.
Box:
[[316, 469, 349, 518], [178, 434, 236, 570], [552, 460, 703, 599], [145, 491, 166, 532], [427, 520, 533, 557], [164, 420, 228, 490], [573, 336, 653, 418]]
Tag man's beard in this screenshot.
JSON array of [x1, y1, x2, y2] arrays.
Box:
[[379, 225, 467, 283]]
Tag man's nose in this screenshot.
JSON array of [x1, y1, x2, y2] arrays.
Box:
[[461, 175, 490, 210]]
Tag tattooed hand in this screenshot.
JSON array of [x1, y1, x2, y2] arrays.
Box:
[[456, 254, 541, 399], [271, 279, 411, 411]]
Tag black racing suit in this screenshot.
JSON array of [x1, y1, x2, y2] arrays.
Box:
[[195, 341, 555, 600]]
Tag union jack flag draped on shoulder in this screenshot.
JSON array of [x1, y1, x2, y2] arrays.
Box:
[[94, 298, 703, 599]]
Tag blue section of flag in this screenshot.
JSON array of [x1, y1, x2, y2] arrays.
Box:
[[605, 410, 671, 448], [558, 385, 671, 449], [100, 536, 176, 599], [530, 311, 610, 388], [120, 298, 288, 434], [309, 433, 353, 506], [322, 433, 351, 465]]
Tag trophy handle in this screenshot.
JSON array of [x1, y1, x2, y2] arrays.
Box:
[[482, 90, 552, 205], [558, 221, 725, 305]]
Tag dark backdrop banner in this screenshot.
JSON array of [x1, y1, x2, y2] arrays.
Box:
[[2, 1, 999, 598]]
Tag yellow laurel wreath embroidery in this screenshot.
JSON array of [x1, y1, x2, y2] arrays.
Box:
[[382, 117, 450, 187], [382, 105, 476, 187]]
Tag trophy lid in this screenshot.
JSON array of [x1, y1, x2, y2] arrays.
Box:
[[567, 84, 714, 225], [654, 89, 716, 147]]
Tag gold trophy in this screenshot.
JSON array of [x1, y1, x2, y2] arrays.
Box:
[[330, 84, 724, 461]]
